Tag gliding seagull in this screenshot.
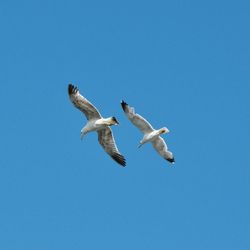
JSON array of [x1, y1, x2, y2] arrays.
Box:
[[68, 84, 126, 167], [121, 101, 175, 164]]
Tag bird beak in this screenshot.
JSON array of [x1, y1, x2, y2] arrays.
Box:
[[138, 144, 142, 148]]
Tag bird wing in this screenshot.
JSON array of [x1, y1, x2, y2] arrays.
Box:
[[121, 101, 154, 134], [151, 137, 175, 163], [68, 84, 102, 120], [97, 127, 126, 167]]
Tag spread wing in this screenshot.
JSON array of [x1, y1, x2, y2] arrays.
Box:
[[121, 101, 154, 134], [151, 137, 175, 164], [68, 84, 102, 120], [98, 127, 126, 167]]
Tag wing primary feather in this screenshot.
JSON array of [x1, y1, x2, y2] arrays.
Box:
[[167, 157, 175, 163], [111, 153, 126, 167], [121, 100, 128, 112], [121, 100, 154, 133], [68, 83, 102, 120], [98, 127, 126, 167], [152, 137, 175, 164], [68, 83, 78, 95]]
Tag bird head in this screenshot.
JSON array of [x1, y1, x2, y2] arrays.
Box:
[[160, 127, 170, 134], [110, 116, 119, 125]]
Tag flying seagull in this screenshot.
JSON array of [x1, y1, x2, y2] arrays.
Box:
[[68, 84, 126, 167], [121, 101, 175, 164]]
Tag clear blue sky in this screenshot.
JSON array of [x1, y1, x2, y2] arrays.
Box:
[[0, 0, 249, 249]]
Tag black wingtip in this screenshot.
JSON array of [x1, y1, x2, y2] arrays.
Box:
[[68, 83, 78, 95], [120, 161, 126, 167], [112, 153, 126, 167], [167, 157, 175, 164], [121, 100, 128, 112]]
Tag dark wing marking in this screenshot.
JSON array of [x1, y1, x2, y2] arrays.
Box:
[[121, 101, 154, 133], [98, 127, 126, 167], [151, 137, 175, 164], [68, 84, 102, 120]]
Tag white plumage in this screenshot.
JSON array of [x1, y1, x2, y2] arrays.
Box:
[[121, 101, 175, 164], [68, 84, 126, 167]]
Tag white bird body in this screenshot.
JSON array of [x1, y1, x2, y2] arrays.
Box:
[[140, 127, 170, 146], [68, 84, 126, 167], [81, 117, 118, 136], [121, 101, 175, 164]]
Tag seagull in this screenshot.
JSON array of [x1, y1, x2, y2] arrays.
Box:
[[68, 84, 126, 167], [121, 101, 175, 164]]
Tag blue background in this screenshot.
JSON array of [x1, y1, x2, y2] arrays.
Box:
[[0, 0, 249, 249]]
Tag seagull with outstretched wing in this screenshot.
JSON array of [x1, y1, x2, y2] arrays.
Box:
[[68, 84, 126, 167], [121, 101, 175, 164]]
